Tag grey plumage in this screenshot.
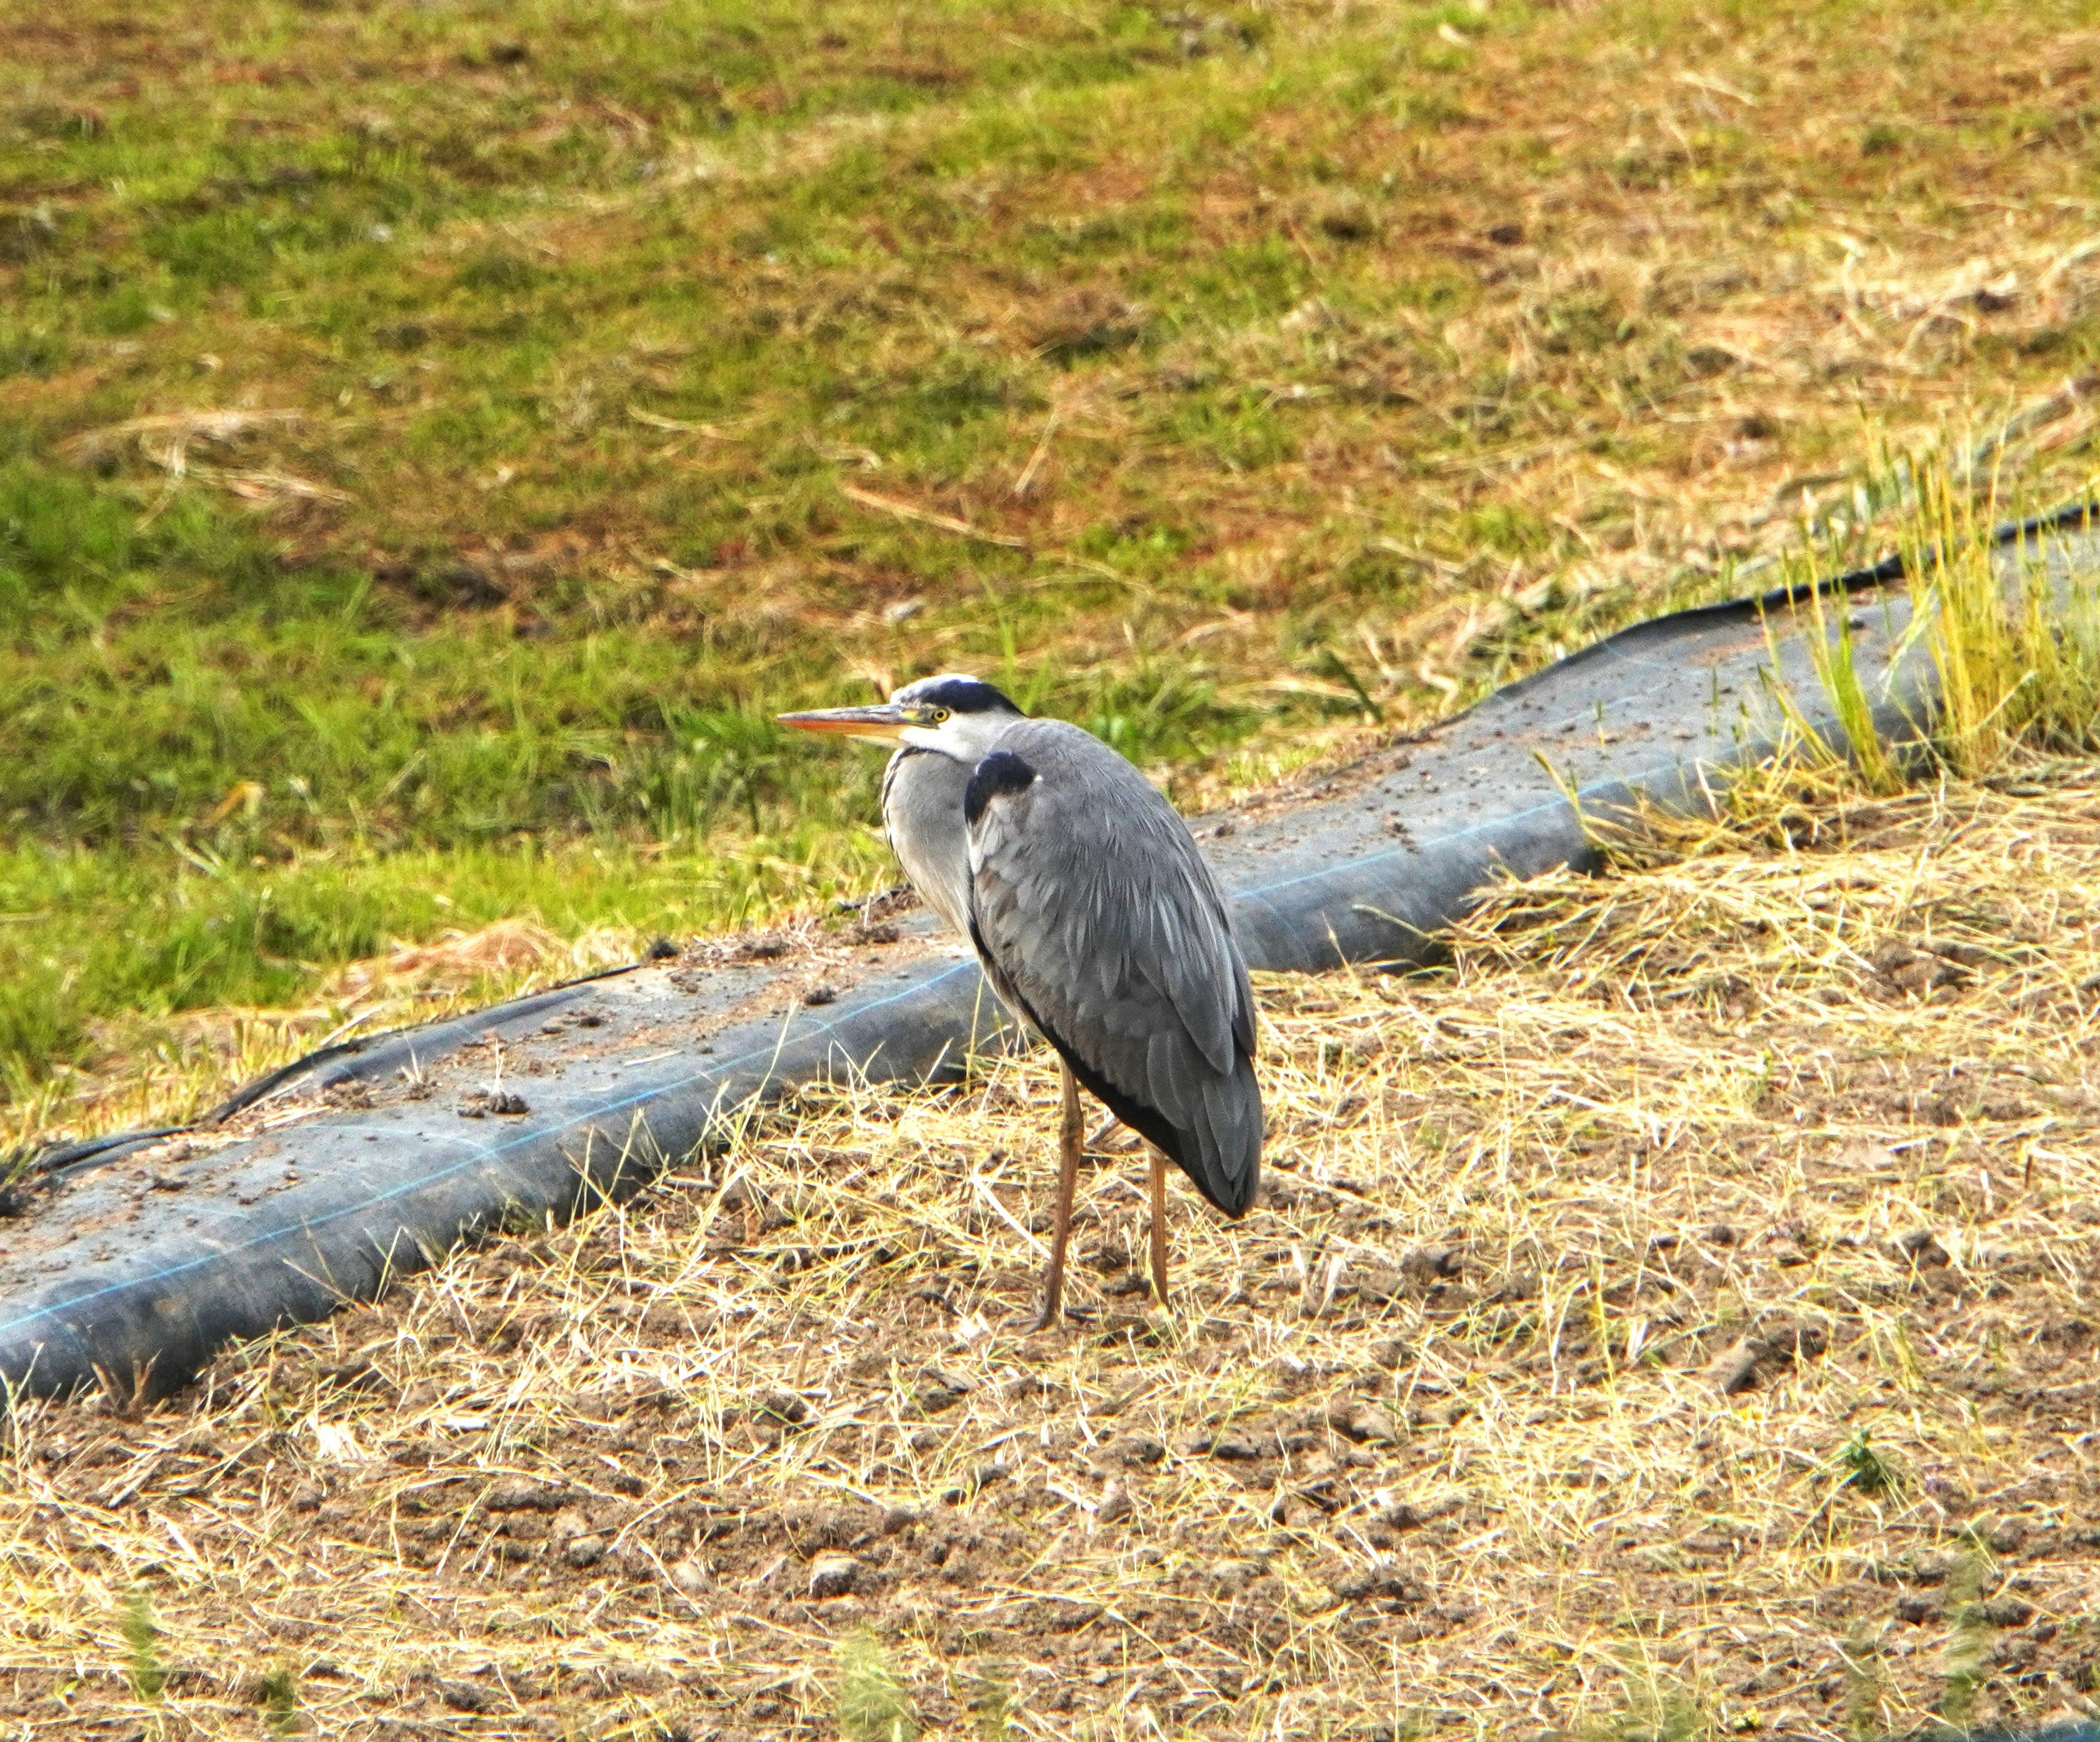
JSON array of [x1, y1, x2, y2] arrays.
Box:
[[962, 720, 1261, 1216], [780, 671, 1262, 1319]]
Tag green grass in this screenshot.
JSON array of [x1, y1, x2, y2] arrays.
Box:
[[837, 1630, 923, 1742], [119, 1588, 165, 1701], [10, 0, 2100, 1112]]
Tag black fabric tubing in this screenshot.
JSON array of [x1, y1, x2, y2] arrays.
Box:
[[2, 507, 2092, 1400]]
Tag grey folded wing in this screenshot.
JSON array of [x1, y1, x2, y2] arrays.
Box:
[[965, 721, 1262, 1216]]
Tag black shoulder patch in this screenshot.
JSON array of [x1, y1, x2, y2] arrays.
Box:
[[964, 750, 1036, 826]]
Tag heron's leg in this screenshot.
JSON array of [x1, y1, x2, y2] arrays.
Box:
[[1147, 1146, 1170, 1309], [1034, 1059, 1083, 1329]]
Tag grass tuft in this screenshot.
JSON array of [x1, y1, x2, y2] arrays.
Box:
[[1796, 566, 1906, 797], [258, 1662, 300, 1738], [1571, 1668, 1706, 1742], [1911, 470, 2100, 773], [1939, 1534, 1996, 1733], [119, 1588, 165, 1700], [1842, 1624, 1890, 1742], [1841, 1426, 1901, 1499], [960, 1663, 1020, 1740], [837, 1630, 921, 1742]]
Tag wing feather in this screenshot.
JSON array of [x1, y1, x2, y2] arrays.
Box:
[[964, 721, 1262, 1216]]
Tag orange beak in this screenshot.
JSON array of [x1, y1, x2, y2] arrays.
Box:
[[776, 703, 912, 745]]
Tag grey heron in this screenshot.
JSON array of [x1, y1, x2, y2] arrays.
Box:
[[779, 674, 1262, 1325]]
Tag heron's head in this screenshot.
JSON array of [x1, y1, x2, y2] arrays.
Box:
[[778, 673, 1024, 763]]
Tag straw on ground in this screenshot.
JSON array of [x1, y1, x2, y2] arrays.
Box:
[[7, 753, 2100, 1739]]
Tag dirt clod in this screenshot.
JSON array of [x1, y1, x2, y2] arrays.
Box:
[[808, 1553, 861, 1598], [1400, 1245, 1463, 1281], [436, 1677, 496, 1713], [1894, 1228, 1953, 1267], [1335, 1403, 1401, 1445], [484, 1478, 571, 1512], [1182, 1430, 1261, 1460], [458, 1089, 529, 1117], [1332, 1560, 1421, 1604]]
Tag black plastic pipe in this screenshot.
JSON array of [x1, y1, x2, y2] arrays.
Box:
[[2, 508, 2092, 1400]]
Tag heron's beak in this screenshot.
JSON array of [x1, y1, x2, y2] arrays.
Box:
[[776, 703, 912, 745]]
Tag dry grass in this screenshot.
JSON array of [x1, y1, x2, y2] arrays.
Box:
[[8, 756, 2100, 1738], [2, 919, 645, 1172]]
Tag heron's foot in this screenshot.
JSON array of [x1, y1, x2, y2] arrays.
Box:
[[1007, 1300, 1062, 1333], [1136, 1306, 1181, 1349], [1014, 1301, 1097, 1332]]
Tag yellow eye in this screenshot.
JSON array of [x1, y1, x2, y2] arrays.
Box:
[[931, 708, 950, 724]]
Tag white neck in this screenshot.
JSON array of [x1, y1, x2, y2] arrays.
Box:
[[899, 712, 1017, 764]]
